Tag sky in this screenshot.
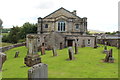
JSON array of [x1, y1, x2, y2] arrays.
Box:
[[0, 0, 119, 32]]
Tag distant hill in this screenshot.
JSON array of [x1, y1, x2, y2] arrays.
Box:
[[88, 29, 105, 33]]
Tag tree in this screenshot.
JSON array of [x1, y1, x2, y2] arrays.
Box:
[[7, 26, 21, 43], [19, 22, 37, 39]]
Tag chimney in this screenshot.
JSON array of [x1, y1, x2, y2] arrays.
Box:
[[72, 10, 77, 15]]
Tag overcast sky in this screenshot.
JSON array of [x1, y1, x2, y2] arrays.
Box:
[[0, 0, 119, 32]]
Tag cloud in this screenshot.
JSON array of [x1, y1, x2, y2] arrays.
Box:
[[0, 0, 119, 32]]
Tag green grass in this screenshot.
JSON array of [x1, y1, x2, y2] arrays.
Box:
[[1, 42, 13, 47], [1, 45, 118, 78], [2, 33, 9, 36]]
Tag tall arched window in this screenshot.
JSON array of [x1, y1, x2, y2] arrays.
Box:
[[58, 21, 65, 31]]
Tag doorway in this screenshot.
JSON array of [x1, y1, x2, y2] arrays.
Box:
[[67, 40, 73, 47]]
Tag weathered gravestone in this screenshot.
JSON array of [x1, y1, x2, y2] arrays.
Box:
[[41, 46, 45, 55], [0, 53, 6, 71], [103, 45, 108, 53], [28, 63, 48, 80], [68, 47, 74, 60], [104, 49, 114, 63], [24, 35, 41, 67], [14, 51, 19, 58], [52, 47, 57, 56], [75, 43, 78, 54]]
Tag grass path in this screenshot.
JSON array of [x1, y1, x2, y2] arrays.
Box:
[[2, 45, 118, 78]]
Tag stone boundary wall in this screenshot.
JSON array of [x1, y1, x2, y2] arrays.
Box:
[[0, 42, 26, 52]]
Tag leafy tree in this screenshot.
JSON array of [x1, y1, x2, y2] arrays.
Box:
[[7, 26, 21, 43], [19, 22, 37, 39], [2, 22, 37, 43]]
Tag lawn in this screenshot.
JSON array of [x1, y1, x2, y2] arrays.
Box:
[[1, 45, 118, 78], [1, 42, 14, 47]]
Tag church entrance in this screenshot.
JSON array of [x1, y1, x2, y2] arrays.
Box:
[[67, 40, 73, 47]]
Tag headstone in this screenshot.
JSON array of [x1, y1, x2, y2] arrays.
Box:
[[75, 43, 78, 54], [41, 46, 45, 55], [104, 49, 114, 63], [103, 45, 108, 53], [52, 47, 57, 56], [0, 53, 7, 71], [68, 47, 74, 60], [14, 51, 19, 58], [25, 34, 41, 67], [28, 63, 48, 80]]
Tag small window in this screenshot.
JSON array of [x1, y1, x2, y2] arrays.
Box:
[[45, 24, 48, 28], [88, 39, 90, 44], [77, 39, 79, 41], [75, 24, 79, 29]]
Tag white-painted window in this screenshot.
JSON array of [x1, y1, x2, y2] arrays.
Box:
[[58, 21, 65, 31]]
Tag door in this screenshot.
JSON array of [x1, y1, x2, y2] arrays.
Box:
[[68, 40, 73, 47]]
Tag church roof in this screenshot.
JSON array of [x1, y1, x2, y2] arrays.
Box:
[[43, 7, 82, 19]]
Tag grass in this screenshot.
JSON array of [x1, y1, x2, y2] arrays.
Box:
[[2, 33, 9, 36], [1, 45, 118, 78], [1, 42, 14, 47]]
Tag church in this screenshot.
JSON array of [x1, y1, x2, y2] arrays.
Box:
[[26, 7, 97, 50]]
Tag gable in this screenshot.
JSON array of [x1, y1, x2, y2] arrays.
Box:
[[43, 7, 81, 19]]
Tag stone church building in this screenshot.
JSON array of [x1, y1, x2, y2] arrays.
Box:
[[26, 7, 97, 50]]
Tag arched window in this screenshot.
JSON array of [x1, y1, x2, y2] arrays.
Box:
[[58, 21, 65, 31]]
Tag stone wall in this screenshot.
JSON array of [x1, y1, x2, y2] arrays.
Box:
[[97, 39, 120, 48], [0, 42, 26, 52]]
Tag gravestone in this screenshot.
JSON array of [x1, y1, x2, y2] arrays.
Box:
[[14, 51, 19, 58], [41, 46, 45, 55], [104, 49, 114, 63], [24, 34, 41, 67], [28, 63, 48, 80], [75, 43, 78, 54], [0, 53, 6, 71], [68, 47, 74, 60], [103, 45, 108, 53], [52, 47, 57, 56]]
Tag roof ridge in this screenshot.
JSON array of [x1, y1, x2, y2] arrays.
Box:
[[43, 7, 81, 19]]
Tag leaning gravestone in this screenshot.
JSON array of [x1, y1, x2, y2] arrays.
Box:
[[0, 53, 6, 71], [52, 47, 57, 56], [24, 34, 41, 67], [28, 63, 48, 80], [41, 46, 45, 55], [68, 47, 74, 60], [104, 49, 114, 63], [14, 51, 19, 58], [75, 43, 78, 54]]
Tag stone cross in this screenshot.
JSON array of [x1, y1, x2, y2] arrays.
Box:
[[28, 63, 48, 80], [14, 51, 19, 58], [52, 47, 57, 56], [41, 46, 45, 55], [0, 53, 6, 71], [75, 43, 78, 54], [104, 49, 114, 63], [68, 47, 74, 60]]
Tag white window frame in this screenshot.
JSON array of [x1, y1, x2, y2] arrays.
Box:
[[58, 21, 65, 32]]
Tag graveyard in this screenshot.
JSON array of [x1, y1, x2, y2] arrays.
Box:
[[1, 45, 118, 78]]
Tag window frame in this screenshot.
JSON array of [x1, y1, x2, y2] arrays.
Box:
[[58, 21, 65, 32]]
